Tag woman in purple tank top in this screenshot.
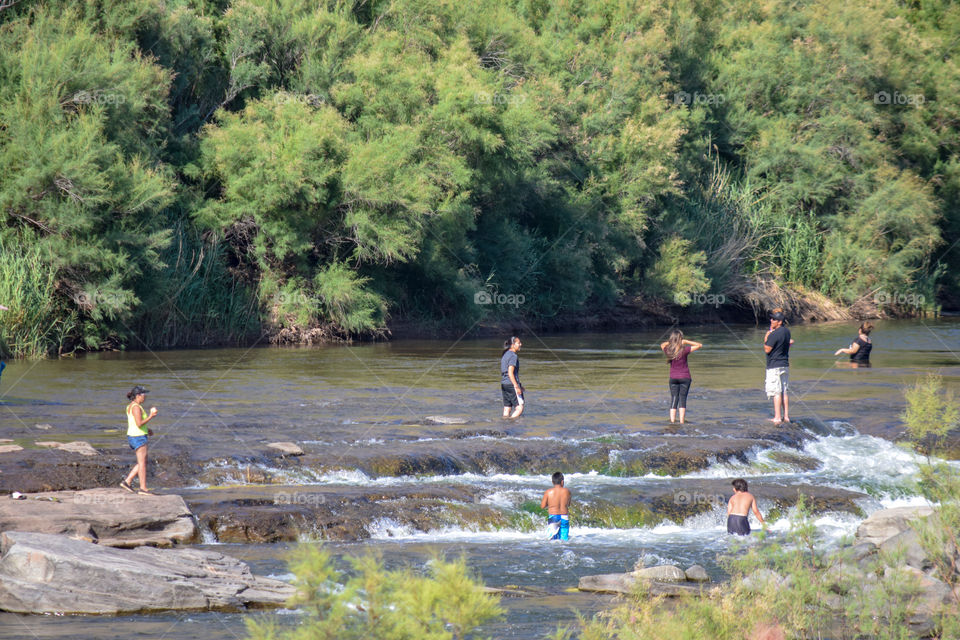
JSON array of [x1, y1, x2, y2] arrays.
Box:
[[659, 330, 703, 424]]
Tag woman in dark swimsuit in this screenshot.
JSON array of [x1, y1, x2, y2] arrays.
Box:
[[660, 330, 703, 424], [835, 322, 873, 367]]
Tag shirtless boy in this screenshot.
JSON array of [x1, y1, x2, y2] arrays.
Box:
[[541, 472, 571, 540], [727, 478, 764, 535]]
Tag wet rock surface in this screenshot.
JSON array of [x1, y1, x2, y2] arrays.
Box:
[[181, 479, 869, 543], [184, 484, 504, 543], [0, 421, 818, 494], [0, 488, 197, 547], [0, 531, 294, 614]]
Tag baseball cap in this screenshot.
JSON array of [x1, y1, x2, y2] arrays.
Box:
[[769, 310, 786, 321], [130, 385, 149, 395]]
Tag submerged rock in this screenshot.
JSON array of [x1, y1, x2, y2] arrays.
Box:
[[0, 531, 294, 614], [766, 450, 823, 472], [424, 416, 469, 425], [0, 445, 23, 453], [34, 441, 98, 456], [0, 488, 197, 547]]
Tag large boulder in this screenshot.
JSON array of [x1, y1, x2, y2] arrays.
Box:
[[0, 531, 295, 614], [0, 489, 197, 547], [855, 506, 934, 546], [879, 528, 930, 571], [685, 565, 710, 583]]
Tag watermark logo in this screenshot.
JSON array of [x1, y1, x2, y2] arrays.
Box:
[[473, 290, 525, 308], [273, 91, 324, 107], [673, 491, 725, 507], [874, 290, 925, 307], [71, 89, 126, 105], [673, 292, 726, 308], [274, 491, 326, 506], [72, 288, 127, 310], [271, 290, 322, 307], [474, 91, 527, 106], [673, 91, 725, 106], [873, 90, 925, 106], [73, 492, 129, 506]]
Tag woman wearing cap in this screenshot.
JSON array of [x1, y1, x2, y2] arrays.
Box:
[[121, 386, 158, 494]]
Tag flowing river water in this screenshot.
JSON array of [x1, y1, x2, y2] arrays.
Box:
[[1, 319, 958, 639]]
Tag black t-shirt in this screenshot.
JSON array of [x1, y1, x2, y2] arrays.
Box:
[[850, 336, 872, 363], [765, 326, 791, 369], [501, 350, 520, 386]]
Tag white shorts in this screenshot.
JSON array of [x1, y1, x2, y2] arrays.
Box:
[[765, 367, 789, 398]]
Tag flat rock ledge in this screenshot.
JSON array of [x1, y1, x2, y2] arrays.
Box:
[[579, 564, 710, 596], [0, 531, 295, 614], [0, 488, 197, 547]]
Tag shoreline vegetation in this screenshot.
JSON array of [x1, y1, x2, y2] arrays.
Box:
[[2, 0, 959, 359]]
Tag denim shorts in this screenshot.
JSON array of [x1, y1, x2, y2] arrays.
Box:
[[127, 435, 148, 450]]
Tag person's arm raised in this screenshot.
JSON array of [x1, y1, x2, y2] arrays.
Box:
[[684, 340, 703, 352]]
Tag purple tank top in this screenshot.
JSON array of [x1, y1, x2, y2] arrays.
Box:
[[667, 344, 692, 379]]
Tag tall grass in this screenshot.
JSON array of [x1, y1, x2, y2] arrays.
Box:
[[0, 235, 76, 358], [129, 223, 261, 348]]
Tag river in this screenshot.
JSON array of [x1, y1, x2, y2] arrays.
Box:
[[0, 318, 958, 639]]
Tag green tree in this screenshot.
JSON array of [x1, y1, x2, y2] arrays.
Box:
[[247, 547, 502, 640]]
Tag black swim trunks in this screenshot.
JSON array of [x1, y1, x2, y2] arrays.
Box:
[[727, 514, 751, 535]]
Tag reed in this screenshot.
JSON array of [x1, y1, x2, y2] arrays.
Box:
[[0, 236, 76, 358]]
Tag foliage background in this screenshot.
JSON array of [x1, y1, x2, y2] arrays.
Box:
[[1, 0, 958, 356]]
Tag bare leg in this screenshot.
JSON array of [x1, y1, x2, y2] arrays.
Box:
[[124, 461, 140, 485], [669, 408, 676, 423], [510, 404, 524, 418], [502, 406, 510, 418], [135, 445, 148, 490], [770, 395, 783, 423], [678, 407, 686, 424], [782, 394, 790, 423]]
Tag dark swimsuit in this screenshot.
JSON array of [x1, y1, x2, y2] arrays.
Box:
[[850, 336, 872, 364], [727, 514, 750, 535]]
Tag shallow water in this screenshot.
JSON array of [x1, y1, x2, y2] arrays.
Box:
[[0, 319, 958, 639]]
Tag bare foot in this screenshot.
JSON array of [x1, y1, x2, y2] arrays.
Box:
[[782, 417, 790, 423], [768, 418, 781, 423]]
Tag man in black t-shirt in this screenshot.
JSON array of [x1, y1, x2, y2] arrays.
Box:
[[763, 310, 793, 424]]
